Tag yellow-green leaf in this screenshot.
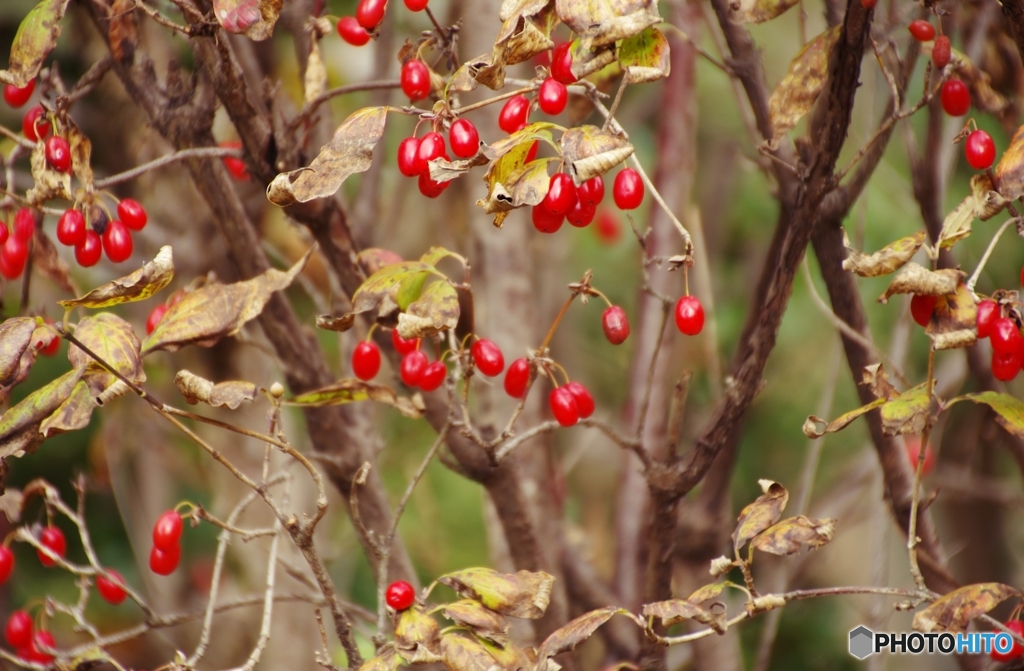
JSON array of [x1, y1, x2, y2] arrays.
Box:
[[59, 247, 173, 309], [767, 26, 841, 148], [357, 650, 401, 671], [0, 368, 82, 458], [267, 107, 388, 206], [732, 479, 789, 551], [397, 280, 460, 339], [947, 392, 1024, 440], [394, 607, 441, 664], [39, 379, 95, 437], [879, 382, 931, 436], [288, 379, 421, 418], [439, 634, 499, 671], [618, 27, 670, 83], [0, 0, 72, 88], [437, 568, 554, 619], [913, 583, 1018, 633], [68, 313, 144, 399], [842, 231, 926, 277], [441, 600, 510, 646], [0, 318, 42, 403], [687, 582, 729, 603], [803, 398, 886, 438]]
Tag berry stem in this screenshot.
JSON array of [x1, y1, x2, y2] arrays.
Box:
[[550, 361, 571, 386], [539, 293, 577, 352], [966, 216, 1016, 294], [602, 79, 628, 132], [365, 323, 379, 341], [588, 287, 614, 308], [452, 86, 536, 116]]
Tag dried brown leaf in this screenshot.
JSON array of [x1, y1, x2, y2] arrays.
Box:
[[441, 600, 510, 646], [767, 26, 841, 147], [997, 125, 1024, 201], [428, 153, 489, 184], [397, 280, 461, 339], [174, 370, 256, 409], [438, 568, 554, 619], [925, 283, 977, 351], [357, 649, 401, 671], [728, 0, 799, 23], [560, 125, 634, 182], [60, 246, 173, 309], [641, 599, 725, 633], [267, 107, 388, 206], [0, 318, 41, 403], [538, 607, 619, 660], [304, 38, 327, 104], [842, 230, 926, 277], [751, 515, 836, 555], [439, 634, 499, 671], [0, 489, 23, 523], [732, 480, 789, 551], [555, 0, 660, 49], [878, 263, 962, 303], [802, 398, 885, 438], [862, 363, 899, 400], [32, 231, 75, 295], [913, 583, 1018, 633], [26, 140, 71, 205]]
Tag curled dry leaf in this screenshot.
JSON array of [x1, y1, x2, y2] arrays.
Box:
[[267, 107, 388, 206], [947, 392, 1024, 440], [925, 283, 977, 351], [708, 556, 734, 578], [60, 246, 173, 309], [304, 38, 328, 105], [429, 154, 490, 184], [750, 515, 836, 555], [438, 568, 554, 619], [27, 140, 71, 205], [174, 370, 256, 409], [862, 363, 899, 400], [394, 608, 441, 664], [878, 263, 961, 303], [67, 122, 94, 191], [767, 26, 841, 148], [441, 600, 510, 646], [212, 0, 283, 40], [555, 0, 660, 49], [745, 594, 786, 616], [439, 634, 500, 671], [397, 280, 461, 340], [357, 649, 401, 671], [937, 174, 1008, 250], [913, 583, 1018, 633], [728, 0, 799, 23], [618, 27, 671, 84], [289, 379, 422, 418], [842, 230, 926, 277], [143, 248, 312, 353], [537, 607, 619, 660], [68, 313, 145, 399], [803, 398, 884, 438], [472, 1, 554, 90], [560, 125, 635, 183], [0, 0, 72, 88], [0, 489, 23, 524], [479, 138, 547, 226], [0, 318, 43, 404], [732, 479, 789, 552], [688, 581, 729, 603], [641, 599, 726, 634]]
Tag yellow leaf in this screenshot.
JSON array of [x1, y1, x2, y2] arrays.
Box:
[[767, 26, 841, 148], [60, 247, 174, 309], [732, 480, 789, 551]]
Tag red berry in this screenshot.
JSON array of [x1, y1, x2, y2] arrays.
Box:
[[337, 16, 371, 46], [564, 381, 595, 419], [538, 78, 568, 116], [525, 140, 539, 163], [415, 132, 445, 175], [153, 510, 183, 550], [860, 0, 876, 8], [908, 20, 935, 42], [146, 303, 169, 335], [352, 341, 382, 380], [75, 230, 102, 267], [397, 136, 421, 176], [56, 209, 86, 246], [504, 358, 530, 398], [532, 205, 564, 233], [595, 210, 621, 244], [613, 168, 644, 210], [993, 349, 1022, 382], [400, 350, 428, 386], [419, 361, 446, 391], [991, 317, 1021, 356], [471, 339, 505, 376], [932, 35, 951, 69], [542, 173, 578, 217], [97, 569, 128, 605], [220, 140, 249, 180], [356, 0, 387, 29], [26, 630, 55, 664], [401, 59, 431, 101], [404, 0, 428, 10], [3, 80, 35, 108], [385, 580, 415, 610], [392, 329, 419, 355], [102, 220, 133, 263], [117, 198, 148, 230], [549, 387, 580, 427], [566, 199, 596, 227], [904, 436, 935, 476], [551, 42, 577, 84], [977, 299, 998, 338], [940, 79, 971, 116], [964, 130, 996, 170], [910, 294, 936, 327], [992, 621, 1024, 662], [418, 172, 449, 198], [578, 176, 605, 206], [149, 543, 181, 575], [675, 296, 705, 336], [449, 119, 480, 158], [38, 526, 66, 567], [0, 235, 28, 279], [498, 95, 531, 134], [602, 305, 630, 344], [0, 223, 7, 246], [5, 611, 32, 648], [45, 136, 71, 173], [0, 546, 14, 584], [13, 208, 36, 242], [22, 106, 49, 142]]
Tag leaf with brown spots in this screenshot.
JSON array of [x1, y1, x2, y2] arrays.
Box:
[[0, 0, 72, 88], [641, 599, 726, 633], [0, 368, 82, 458], [439, 634, 499, 671], [925, 283, 977, 351], [618, 27, 670, 83], [267, 107, 388, 206], [877, 263, 961, 303], [143, 248, 311, 353], [316, 261, 435, 332], [394, 607, 441, 664], [39, 379, 95, 437], [913, 583, 1018, 633], [537, 607, 619, 660], [946, 392, 1024, 440], [60, 247, 173, 309], [555, 0, 660, 49], [767, 26, 841, 148], [560, 125, 634, 182], [997, 124, 1024, 201], [304, 37, 327, 104], [212, 0, 283, 40], [727, 0, 799, 23], [438, 568, 554, 619], [478, 136, 547, 226], [862, 363, 899, 400], [879, 382, 931, 436], [751, 515, 836, 555], [357, 650, 401, 671], [687, 582, 729, 603], [287, 379, 421, 418], [68, 313, 144, 399], [174, 370, 256, 409], [842, 230, 926, 278], [732, 479, 789, 552], [397, 280, 460, 339], [441, 600, 510, 646], [0, 318, 43, 404]]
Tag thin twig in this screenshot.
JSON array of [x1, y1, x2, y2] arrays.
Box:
[[966, 217, 1019, 293], [94, 147, 241, 188]]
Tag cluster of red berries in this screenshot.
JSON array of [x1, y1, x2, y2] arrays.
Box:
[[992, 621, 1024, 662], [385, 579, 416, 610], [0, 208, 38, 279], [54, 198, 145, 269], [899, 17, 970, 117], [150, 510, 184, 575], [337, 0, 429, 46], [396, 126, 473, 198], [5, 611, 56, 664], [977, 299, 1024, 382]]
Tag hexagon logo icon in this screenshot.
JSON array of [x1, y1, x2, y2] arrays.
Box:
[[849, 626, 874, 659]]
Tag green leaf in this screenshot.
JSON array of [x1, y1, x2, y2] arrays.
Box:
[[0, 0, 72, 88], [59, 247, 174, 309], [618, 27, 670, 83], [68, 313, 144, 399], [144, 248, 312, 353], [437, 568, 554, 619], [947, 392, 1024, 439], [288, 379, 421, 418], [398, 280, 460, 339], [0, 368, 82, 458], [396, 271, 431, 311]]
